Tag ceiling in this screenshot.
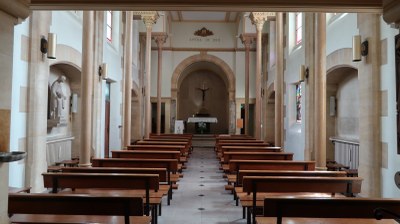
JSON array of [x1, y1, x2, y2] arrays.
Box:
[[169, 11, 240, 23]]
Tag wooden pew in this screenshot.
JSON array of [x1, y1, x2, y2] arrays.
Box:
[[221, 146, 282, 159], [222, 152, 293, 169], [137, 140, 190, 154], [112, 150, 181, 161], [60, 167, 168, 218], [242, 176, 363, 224], [127, 145, 186, 156], [257, 196, 400, 224], [8, 193, 150, 224], [92, 158, 178, 205], [42, 172, 159, 217]]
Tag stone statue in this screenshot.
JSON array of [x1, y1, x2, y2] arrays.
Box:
[[50, 75, 67, 123]]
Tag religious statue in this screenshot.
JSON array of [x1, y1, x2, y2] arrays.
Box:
[[197, 82, 210, 102], [49, 75, 68, 124]]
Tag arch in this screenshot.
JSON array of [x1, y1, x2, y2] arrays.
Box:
[[49, 44, 82, 71], [171, 53, 235, 100], [326, 48, 358, 73]]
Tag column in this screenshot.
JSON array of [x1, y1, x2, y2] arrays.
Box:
[[250, 12, 274, 139], [314, 13, 327, 169], [304, 13, 315, 161], [139, 34, 146, 139], [123, 12, 133, 147], [275, 13, 284, 147], [25, 11, 52, 193], [79, 11, 94, 167], [240, 34, 253, 136], [153, 33, 168, 134], [136, 12, 159, 138], [262, 34, 268, 140], [0, 1, 29, 222]]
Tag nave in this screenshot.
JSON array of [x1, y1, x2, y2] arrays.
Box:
[[159, 144, 246, 224]]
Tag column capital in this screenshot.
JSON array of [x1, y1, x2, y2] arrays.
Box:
[[239, 34, 256, 49], [0, 0, 30, 22], [152, 32, 168, 48], [133, 11, 159, 29], [250, 12, 276, 31]]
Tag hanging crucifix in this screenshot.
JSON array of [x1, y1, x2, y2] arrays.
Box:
[[197, 82, 210, 102]]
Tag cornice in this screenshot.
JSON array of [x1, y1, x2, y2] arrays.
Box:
[[0, 0, 30, 22]]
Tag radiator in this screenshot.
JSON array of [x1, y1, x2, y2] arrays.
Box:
[[331, 137, 359, 170]]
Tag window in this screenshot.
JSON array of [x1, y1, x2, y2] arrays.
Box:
[[106, 11, 112, 42], [295, 13, 303, 45], [296, 83, 302, 122]]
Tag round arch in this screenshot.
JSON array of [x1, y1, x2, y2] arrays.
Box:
[[171, 53, 235, 101]]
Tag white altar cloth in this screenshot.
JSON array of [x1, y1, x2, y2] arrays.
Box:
[[187, 117, 218, 123]]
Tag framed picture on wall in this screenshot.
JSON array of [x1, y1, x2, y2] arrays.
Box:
[[395, 34, 400, 154]]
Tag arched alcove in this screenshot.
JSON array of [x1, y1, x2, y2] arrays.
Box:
[[47, 63, 81, 164], [171, 54, 236, 134], [265, 83, 276, 144]]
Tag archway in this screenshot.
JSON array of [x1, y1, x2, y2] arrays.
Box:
[[171, 54, 236, 134]]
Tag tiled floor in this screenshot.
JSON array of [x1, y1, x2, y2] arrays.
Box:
[[158, 146, 246, 224]]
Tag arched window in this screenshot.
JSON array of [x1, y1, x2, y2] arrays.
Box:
[[106, 10, 113, 42], [295, 12, 303, 45]]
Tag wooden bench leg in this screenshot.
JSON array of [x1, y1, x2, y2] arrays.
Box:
[[243, 207, 246, 219], [246, 207, 251, 224], [159, 203, 162, 216]]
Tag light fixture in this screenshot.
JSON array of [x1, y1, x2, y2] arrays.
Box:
[[40, 33, 57, 59], [299, 65, 309, 82], [98, 63, 108, 81], [352, 35, 368, 62]]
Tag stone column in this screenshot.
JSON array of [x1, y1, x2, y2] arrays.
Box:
[[250, 12, 274, 139], [358, 13, 381, 197], [25, 11, 52, 193], [0, 2, 29, 222], [275, 13, 284, 147], [304, 13, 315, 160], [314, 13, 327, 169], [139, 34, 146, 139], [240, 34, 254, 136], [79, 11, 94, 167], [262, 34, 268, 140], [136, 12, 159, 138], [123, 12, 133, 147], [153, 33, 168, 134]]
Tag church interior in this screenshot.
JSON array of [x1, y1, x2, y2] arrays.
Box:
[[2, 0, 400, 223]]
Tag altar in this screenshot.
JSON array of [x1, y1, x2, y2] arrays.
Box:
[[187, 117, 218, 134]]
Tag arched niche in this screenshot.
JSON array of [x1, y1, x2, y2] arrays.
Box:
[[171, 54, 236, 134]]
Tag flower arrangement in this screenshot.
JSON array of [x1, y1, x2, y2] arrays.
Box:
[[198, 122, 207, 134]]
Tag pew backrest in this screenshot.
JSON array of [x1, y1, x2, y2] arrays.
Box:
[[262, 196, 400, 224], [223, 152, 293, 164], [8, 193, 144, 224], [229, 160, 315, 173], [112, 150, 181, 161]]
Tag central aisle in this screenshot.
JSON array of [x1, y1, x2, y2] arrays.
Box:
[[158, 146, 246, 224]]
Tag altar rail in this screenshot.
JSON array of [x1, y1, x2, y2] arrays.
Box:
[[46, 136, 74, 165], [330, 137, 359, 170]]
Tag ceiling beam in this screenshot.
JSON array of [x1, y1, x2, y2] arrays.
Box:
[[29, 0, 382, 13]]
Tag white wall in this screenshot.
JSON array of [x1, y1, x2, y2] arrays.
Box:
[[51, 11, 83, 53], [283, 13, 306, 160], [326, 13, 359, 56], [9, 17, 30, 187], [380, 16, 400, 198]]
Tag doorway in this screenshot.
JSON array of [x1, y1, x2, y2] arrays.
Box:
[[240, 103, 254, 136], [151, 102, 165, 133]]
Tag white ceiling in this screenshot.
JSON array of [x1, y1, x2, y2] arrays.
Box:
[[169, 11, 239, 22]]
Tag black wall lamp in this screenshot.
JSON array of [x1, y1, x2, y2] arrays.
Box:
[[352, 35, 368, 62], [40, 33, 57, 59]]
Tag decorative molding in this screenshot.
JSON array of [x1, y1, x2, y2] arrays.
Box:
[[383, 0, 400, 24], [152, 32, 168, 47], [250, 12, 275, 31], [150, 47, 257, 52], [133, 11, 159, 28], [0, 0, 30, 21], [29, 0, 382, 13], [239, 33, 256, 48], [194, 27, 214, 37]]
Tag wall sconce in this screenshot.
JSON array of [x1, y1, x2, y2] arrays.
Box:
[[352, 35, 368, 62], [71, 93, 78, 113], [299, 65, 309, 82], [98, 63, 108, 81], [40, 33, 57, 59]]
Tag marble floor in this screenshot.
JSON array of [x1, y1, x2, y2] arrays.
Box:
[[158, 146, 246, 224]]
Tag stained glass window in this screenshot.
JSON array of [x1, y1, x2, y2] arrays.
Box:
[[296, 83, 302, 122]]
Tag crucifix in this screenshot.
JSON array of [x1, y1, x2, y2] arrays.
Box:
[[197, 82, 210, 102]]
